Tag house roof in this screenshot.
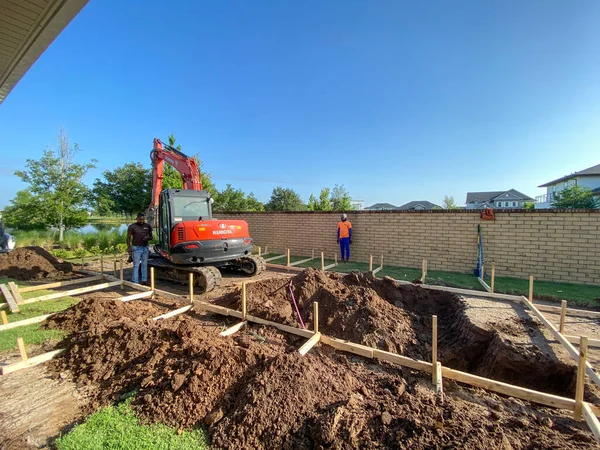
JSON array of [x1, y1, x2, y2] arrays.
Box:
[[539, 163, 600, 187], [466, 189, 534, 203], [397, 201, 441, 210], [364, 203, 397, 210], [0, 0, 89, 105]]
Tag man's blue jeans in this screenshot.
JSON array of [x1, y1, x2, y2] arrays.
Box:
[[339, 237, 350, 261], [132, 246, 149, 284]]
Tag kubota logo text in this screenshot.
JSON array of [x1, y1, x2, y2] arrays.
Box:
[[213, 230, 233, 235]]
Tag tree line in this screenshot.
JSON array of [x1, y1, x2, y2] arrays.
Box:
[[3, 131, 355, 239]]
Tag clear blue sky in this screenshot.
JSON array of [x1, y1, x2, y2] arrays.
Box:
[[1, 0, 599, 209]]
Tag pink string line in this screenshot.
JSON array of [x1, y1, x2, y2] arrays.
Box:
[[289, 280, 306, 329]]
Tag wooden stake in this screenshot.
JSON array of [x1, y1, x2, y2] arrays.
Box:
[[120, 258, 124, 289], [529, 275, 534, 303], [8, 282, 23, 304], [491, 263, 495, 293], [421, 259, 427, 283], [220, 321, 248, 337], [189, 273, 194, 302], [298, 332, 321, 356], [313, 302, 319, 333], [559, 300, 567, 334], [264, 245, 268, 255], [100, 254, 104, 277], [153, 305, 192, 321], [0, 284, 19, 312], [242, 282, 247, 321], [113, 259, 117, 278], [258, 247, 261, 257], [17, 337, 27, 361], [369, 254, 373, 272], [432, 315, 438, 385], [334, 254, 338, 265], [380, 255, 384, 271], [287, 248, 291, 267], [1, 311, 7, 325], [481, 263, 485, 279], [321, 252, 325, 271], [81, 255, 85, 266], [575, 336, 589, 421], [150, 267, 155, 299]]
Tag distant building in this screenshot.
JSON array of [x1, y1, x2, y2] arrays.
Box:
[[364, 203, 397, 211], [350, 200, 364, 210], [465, 190, 533, 209], [396, 201, 441, 211], [535, 163, 600, 209]]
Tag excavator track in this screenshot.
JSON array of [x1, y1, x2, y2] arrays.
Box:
[[148, 257, 222, 294], [226, 255, 267, 277]]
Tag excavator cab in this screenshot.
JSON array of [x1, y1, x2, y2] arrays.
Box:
[[155, 188, 214, 253]]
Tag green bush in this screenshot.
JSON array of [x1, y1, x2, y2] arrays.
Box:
[[52, 249, 69, 259]]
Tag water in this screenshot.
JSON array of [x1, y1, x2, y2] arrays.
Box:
[[75, 222, 129, 234]]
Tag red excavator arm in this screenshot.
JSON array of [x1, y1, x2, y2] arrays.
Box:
[[150, 138, 203, 210]]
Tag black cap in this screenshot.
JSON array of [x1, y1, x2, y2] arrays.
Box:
[[137, 212, 145, 218]]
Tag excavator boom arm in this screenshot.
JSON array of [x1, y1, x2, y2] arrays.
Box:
[[150, 138, 203, 209]]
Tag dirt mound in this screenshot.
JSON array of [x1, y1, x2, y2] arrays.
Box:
[[0, 246, 73, 280], [49, 297, 597, 449], [217, 268, 575, 395], [45, 297, 171, 334]]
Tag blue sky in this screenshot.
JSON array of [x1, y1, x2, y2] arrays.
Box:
[[1, 0, 599, 209]]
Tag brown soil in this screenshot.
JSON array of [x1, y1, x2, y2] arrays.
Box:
[[0, 246, 74, 280], [216, 268, 575, 395], [44, 272, 599, 448]]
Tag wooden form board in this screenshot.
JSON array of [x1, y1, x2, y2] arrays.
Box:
[[536, 303, 600, 319], [264, 254, 286, 262], [21, 281, 121, 304], [1, 349, 65, 375], [289, 257, 314, 267], [522, 297, 600, 388], [584, 403, 600, 443], [298, 332, 321, 355], [0, 284, 19, 312], [18, 275, 103, 293], [0, 313, 54, 331], [564, 335, 600, 348]]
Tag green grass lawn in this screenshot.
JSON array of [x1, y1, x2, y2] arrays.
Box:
[[263, 253, 600, 308], [0, 277, 78, 352], [55, 399, 209, 450]]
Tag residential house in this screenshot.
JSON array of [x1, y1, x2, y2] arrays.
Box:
[[397, 201, 441, 211], [364, 203, 397, 211], [465, 190, 534, 209], [535, 163, 600, 209], [350, 200, 364, 210]]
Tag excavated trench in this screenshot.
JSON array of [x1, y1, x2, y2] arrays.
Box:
[[216, 269, 576, 396]]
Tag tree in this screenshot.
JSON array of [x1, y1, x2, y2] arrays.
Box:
[[212, 184, 264, 212], [265, 186, 305, 211], [551, 185, 599, 209], [162, 133, 217, 196], [3, 190, 47, 230], [443, 195, 459, 209], [307, 188, 332, 211], [13, 129, 96, 240], [92, 163, 151, 217], [330, 184, 353, 211]]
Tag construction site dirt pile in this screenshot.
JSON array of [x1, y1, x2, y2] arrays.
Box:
[[216, 268, 576, 395], [0, 246, 73, 280], [48, 297, 598, 449]]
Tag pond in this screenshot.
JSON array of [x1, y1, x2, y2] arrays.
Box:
[[75, 222, 129, 234]]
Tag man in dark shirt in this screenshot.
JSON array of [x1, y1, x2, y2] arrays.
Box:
[[127, 212, 153, 285]]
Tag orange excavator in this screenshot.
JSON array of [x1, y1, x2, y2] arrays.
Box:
[[146, 138, 265, 292]]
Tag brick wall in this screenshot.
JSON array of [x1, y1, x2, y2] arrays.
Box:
[[216, 210, 600, 285]]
